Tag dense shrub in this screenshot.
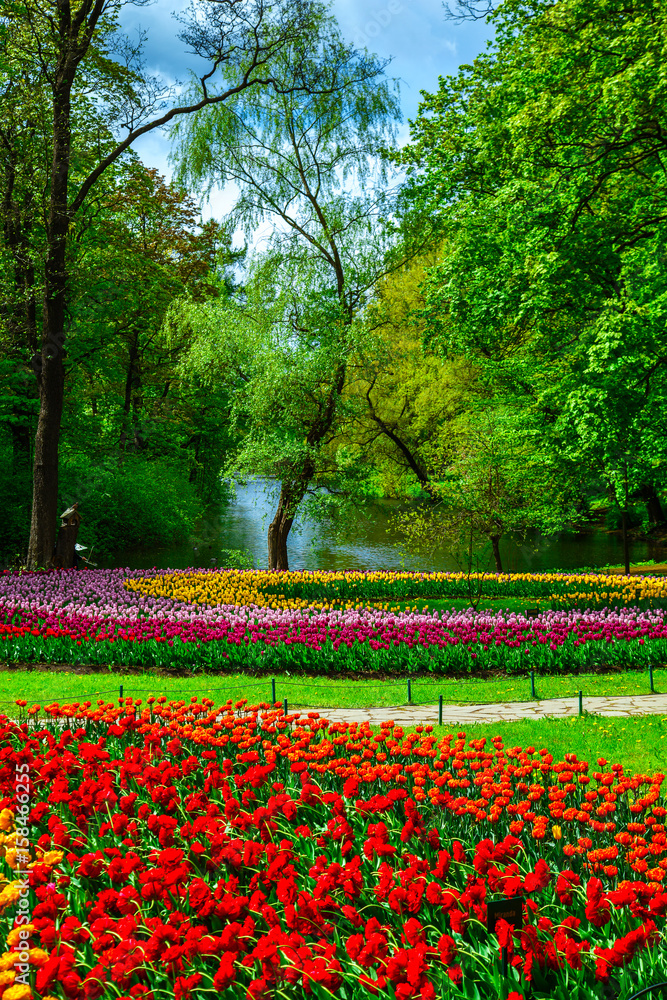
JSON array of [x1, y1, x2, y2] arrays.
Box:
[[219, 547, 255, 569], [58, 454, 202, 558], [603, 503, 643, 532]]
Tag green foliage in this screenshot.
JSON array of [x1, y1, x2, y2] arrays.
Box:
[[339, 253, 476, 499], [402, 0, 667, 510], [0, 361, 37, 565], [2, 0, 336, 567], [173, 287, 364, 494], [0, 435, 31, 566], [58, 455, 202, 559], [603, 504, 644, 533], [4, 0, 664, 570], [218, 548, 255, 570], [170, 12, 400, 240], [64, 162, 238, 485], [390, 404, 581, 571]]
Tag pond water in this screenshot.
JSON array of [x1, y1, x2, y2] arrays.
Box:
[[102, 479, 666, 573]]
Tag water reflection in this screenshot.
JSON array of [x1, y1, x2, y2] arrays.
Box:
[[104, 479, 665, 572]]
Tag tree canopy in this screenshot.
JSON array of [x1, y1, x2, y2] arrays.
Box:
[[402, 0, 667, 514], [1, 0, 338, 568], [2, 0, 666, 571]]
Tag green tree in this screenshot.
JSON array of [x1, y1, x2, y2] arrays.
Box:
[[68, 160, 237, 466], [171, 14, 402, 569], [339, 253, 475, 500], [393, 406, 579, 571], [1, 0, 329, 568], [402, 0, 667, 527], [0, 20, 48, 502]]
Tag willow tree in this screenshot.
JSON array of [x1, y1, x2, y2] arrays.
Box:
[[171, 16, 402, 569], [2, 0, 327, 568]]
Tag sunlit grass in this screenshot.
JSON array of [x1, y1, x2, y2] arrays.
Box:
[[422, 714, 667, 777], [0, 665, 663, 710]]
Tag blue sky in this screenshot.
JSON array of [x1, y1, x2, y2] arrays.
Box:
[[119, 0, 493, 219]]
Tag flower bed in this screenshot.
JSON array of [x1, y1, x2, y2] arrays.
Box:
[[0, 700, 665, 999], [5, 567, 667, 614], [1, 570, 666, 676], [123, 567, 667, 608]]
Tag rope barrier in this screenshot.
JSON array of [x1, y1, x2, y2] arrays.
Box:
[[0, 666, 661, 709], [2, 670, 663, 695], [4, 689, 664, 712]]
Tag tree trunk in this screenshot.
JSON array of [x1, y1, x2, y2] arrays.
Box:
[[27, 312, 66, 569], [267, 480, 310, 571], [267, 508, 293, 571], [267, 485, 297, 571], [26, 75, 72, 569], [490, 534, 503, 572], [265, 356, 346, 570]]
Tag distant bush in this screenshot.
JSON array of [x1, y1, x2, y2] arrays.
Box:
[[218, 548, 255, 569]]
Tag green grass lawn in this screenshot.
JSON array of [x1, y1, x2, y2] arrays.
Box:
[[425, 714, 667, 777], [0, 665, 663, 710]]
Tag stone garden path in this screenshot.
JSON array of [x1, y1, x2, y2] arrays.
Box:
[[303, 692, 667, 727]]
